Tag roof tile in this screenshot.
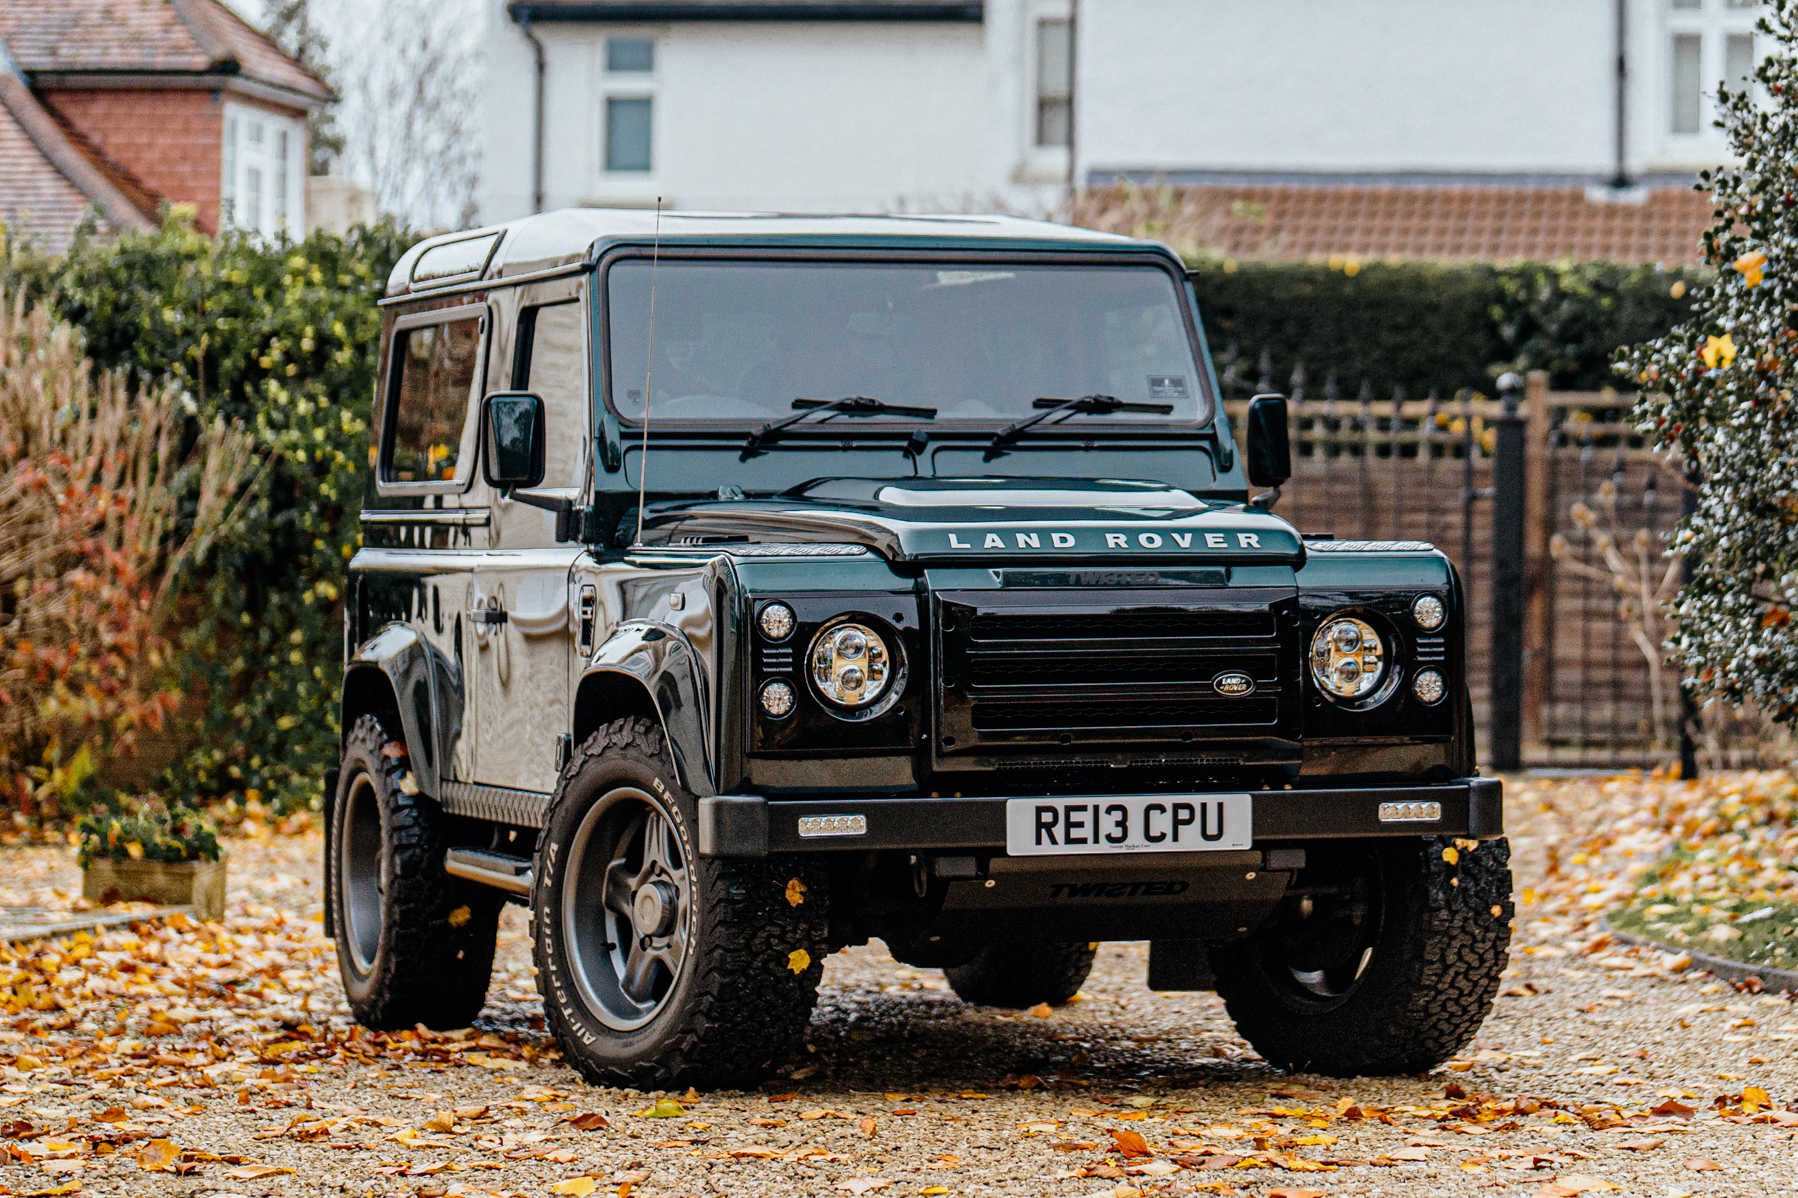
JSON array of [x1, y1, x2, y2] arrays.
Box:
[[0, 0, 330, 103], [1074, 183, 1715, 265]]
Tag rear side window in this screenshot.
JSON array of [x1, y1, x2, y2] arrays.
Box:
[[383, 312, 484, 484]]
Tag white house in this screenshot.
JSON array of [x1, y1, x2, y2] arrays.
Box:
[[482, 0, 1758, 260]]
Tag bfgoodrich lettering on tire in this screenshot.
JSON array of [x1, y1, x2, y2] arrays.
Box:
[[1209, 836, 1513, 1077], [330, 714, 503, 1030], [533, 717, 829, 1089]]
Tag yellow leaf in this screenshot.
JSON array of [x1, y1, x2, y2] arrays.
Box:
[[448, 905, 472, 928], [125, 840, 144, 860], [551, 1178, 598, 1196], [1735, 250, 1767, 287], [224, 1165, 298, 1180], [921, 1189, 951, 1196], [137, 1138, 180, 1171], [1702, 333, 1737, 370], [788, 948, 812, 974], [786, 878, 808, 906], [1028, 1002, 1052, 1018], [638, 1098, 687, 1118], [1442, 846, 1459, 865]]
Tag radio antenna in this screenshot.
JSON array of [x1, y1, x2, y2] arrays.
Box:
[[633, 197, 663, 546]]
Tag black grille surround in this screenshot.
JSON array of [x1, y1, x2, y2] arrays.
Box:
[[933, 587, 1302, 769]]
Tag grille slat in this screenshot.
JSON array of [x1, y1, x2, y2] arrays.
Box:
[[968, 651, 1278, 688], [973, 698, 1279, 731]]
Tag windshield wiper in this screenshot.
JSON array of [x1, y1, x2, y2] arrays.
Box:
[[744, 396, 938, 453], [987, 394, 1176, 452]]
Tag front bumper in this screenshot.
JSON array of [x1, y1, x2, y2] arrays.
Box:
[[698, 777, 1502, 857]]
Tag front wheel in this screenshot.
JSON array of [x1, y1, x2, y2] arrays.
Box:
[[534, 718, 829, 1089], [1210, 836, 1513, 1077]]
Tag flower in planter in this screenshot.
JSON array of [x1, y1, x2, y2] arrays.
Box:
[[76, 800, 221, 868]]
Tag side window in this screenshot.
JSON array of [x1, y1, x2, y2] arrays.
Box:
[[515, 302, 588, 487], [384, 313, 484, 484]]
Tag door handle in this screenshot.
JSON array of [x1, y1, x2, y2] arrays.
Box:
[[468, 607, 508, 625]]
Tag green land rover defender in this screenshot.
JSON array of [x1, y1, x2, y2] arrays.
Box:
[[327, 210, 1512, 1088]]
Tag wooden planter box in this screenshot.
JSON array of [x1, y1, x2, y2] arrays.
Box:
[[82, 853, 227, 921]]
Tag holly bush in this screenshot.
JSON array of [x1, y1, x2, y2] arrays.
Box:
[[5, 212, 413, 810], [1618, 0, 1798, 724]]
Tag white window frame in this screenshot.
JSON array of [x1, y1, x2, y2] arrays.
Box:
[[596, 33, 658, 183], [1662, 0, 1762, 145], [1018, 0, 1073, 183], [220, 101, 307, 237]]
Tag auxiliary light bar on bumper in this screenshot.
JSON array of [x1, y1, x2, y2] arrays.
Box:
[[697, 777, 1502, 858]]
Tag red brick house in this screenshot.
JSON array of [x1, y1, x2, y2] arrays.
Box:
[[0, 0, 331, 252]]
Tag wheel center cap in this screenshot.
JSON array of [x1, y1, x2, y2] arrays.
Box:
[[632, 881, 677, 936]]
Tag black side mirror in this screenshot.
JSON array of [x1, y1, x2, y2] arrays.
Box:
[[1245, 393, 1291, 489], [482, 391, 546, 489]]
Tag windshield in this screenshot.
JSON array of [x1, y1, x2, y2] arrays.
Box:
[[604, 260, 1206, 427]]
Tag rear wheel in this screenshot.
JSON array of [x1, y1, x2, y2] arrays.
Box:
[[945, 942, 1097, 1008], [330, 714, 502, 1030], [1210, 836, 1513, 1076], [534, 718, 828, 1089]]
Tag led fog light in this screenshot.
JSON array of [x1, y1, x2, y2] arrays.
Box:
[[1412, 668, 1447, 706], [759, 602, 796, 641], [1412, 594, 1446, 631], [759, 679, 796, 718]]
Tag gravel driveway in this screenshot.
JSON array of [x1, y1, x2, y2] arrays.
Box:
[[2, 776, 1794, 1198]]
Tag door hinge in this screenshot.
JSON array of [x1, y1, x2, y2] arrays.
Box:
[[556, 733, 573, 772]]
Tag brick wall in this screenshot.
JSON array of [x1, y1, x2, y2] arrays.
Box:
[[39, 89, 309, 234]]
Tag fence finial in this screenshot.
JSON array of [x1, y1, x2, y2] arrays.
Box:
[[1257, 350, 1272, 394], [1289, 361, 1306, 404]]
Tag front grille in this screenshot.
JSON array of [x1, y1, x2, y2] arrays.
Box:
[[936, 588, 1298, 754]]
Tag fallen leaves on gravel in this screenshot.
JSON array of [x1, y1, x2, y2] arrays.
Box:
[[1536, 1176, 1620, 1197], [549, 1178, 597, 1196]]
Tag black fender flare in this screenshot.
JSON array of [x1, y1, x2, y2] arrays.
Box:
[[579, 621, 715, 797], [341, 623, 463, 801]]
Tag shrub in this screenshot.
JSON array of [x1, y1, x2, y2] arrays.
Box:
[[0, 288, 255, 815], [1188, 257, 1704, 400], [4, 213, 413, 811], [1618, 1, 1798, 727]]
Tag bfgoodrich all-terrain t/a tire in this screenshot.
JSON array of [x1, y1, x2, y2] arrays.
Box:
[[330, 714, 503, 1030], [945, 942, 1097, 1008], [533, 718, 829, 1090], [1210, 836, 1513, 1077]]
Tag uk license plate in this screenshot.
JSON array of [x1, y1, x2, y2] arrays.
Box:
[[1004, 795, 1253, 857]]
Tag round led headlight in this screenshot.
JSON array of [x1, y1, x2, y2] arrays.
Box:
[[1413, 669, 1447, 706], [759, 679, 795, 718], [1412, 594, 1446, 631], [759, 602, 796, 641], [1310, 616, 1387, 701], [809, 621, 893, 710]]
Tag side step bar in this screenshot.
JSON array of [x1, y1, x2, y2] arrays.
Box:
[[444, 847, 534, 897]]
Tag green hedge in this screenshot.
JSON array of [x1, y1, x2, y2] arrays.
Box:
[[5, 212, 412, 811], [1190, 258, 1707, 397]]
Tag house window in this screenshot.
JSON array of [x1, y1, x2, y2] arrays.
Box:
[[1727, 32, 1756, 90], [1671, 33, 1703, 133], [606, 97, 653, 172], [220, 102, 305, 235], [1667, 1, 1763, 136], [1035, 18, 1072, 148], [607, 37, 654, 73]]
